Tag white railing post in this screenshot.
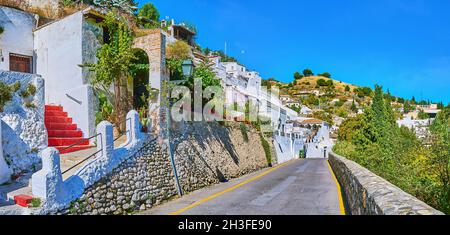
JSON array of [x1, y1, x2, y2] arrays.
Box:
[[32, 148, 64, 201], [96, 121, 114, 160], [0, 121, 12, 184], [126, 110, 144, 144]]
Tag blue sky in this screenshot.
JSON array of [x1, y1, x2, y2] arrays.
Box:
[[140, 0, 450, 103]]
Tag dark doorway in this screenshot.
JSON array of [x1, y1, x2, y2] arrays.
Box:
[[10, 54, 32, 73], [130, 49, 150, 110]]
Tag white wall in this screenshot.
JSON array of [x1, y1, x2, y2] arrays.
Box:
[[0, 120, 12, 185], [34, 12, 95, 137], [0, 71, 46, 174], [274, 135, 295, 164], [0, 6, 36, 72]]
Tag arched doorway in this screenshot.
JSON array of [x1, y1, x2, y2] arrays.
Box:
[[130, 49, 150, 110]]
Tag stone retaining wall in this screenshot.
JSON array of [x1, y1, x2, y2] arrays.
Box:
[[328, 152, 444, 215], [172, 122, 271, 193], [63, 140, 178, 215], [62, 122, 272, 215]]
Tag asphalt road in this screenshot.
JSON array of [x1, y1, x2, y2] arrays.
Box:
[[142, 159, 345, 215]]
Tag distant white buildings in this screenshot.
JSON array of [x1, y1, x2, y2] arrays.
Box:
[[397, 116, 433, 139]]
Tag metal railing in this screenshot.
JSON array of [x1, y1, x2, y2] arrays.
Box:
[[61, 117, 132, 176], [59, 133, 100, 153], [61, 133, 102, 175], [62, 148, 102, 175]]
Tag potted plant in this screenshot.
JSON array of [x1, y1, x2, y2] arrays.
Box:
[[139, 108, 151, 133]]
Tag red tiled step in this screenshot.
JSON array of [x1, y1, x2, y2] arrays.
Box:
[[45, 111, 68, 117], [48, 138, 89, 147], [45, 116, 73, 124], [45, 123, 78, 131], [57, 146, 95, 154], [14, 195, 33, 208], [45, 105, 63, 111], [48, 130, 83, 138]]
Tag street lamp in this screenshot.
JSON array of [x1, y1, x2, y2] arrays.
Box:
[[182, 60, 194, 78]]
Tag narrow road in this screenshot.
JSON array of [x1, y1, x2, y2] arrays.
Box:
[[141, 159, 345, 215]]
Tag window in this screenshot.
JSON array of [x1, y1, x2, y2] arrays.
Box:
[[9, 54, 32, 73]]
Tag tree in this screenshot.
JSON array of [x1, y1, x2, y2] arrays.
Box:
[[294, 72, 303, 80], [345, 85, 351, 92], [87, 12, 135, 132], [338, 115, 364, 142], [417, 109, 429, 119], [138, 3, 160, 28], [404, 102, 415, 114], [203, 47, 211, 56], [351, 100, 358, 113], [429, 107, 450, 213], [354, 87, 373, 98], [316, 79, 327, 87], [92, 0, 138, 14], [319, 72, 331, 78], [167, 40, 192, 60], [303, 68, 314, 77]]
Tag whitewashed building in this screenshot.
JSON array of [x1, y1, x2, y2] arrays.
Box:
[[0, 6, 37, 73]]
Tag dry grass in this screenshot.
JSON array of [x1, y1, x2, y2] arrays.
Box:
[[292, 76, 359, 93]]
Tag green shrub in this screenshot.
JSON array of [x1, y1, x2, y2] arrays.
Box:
[[11, 81, 21, 92], [24, 101, 36, 109], [240, 123, 249, 142], [29, 198, 41, 208], [0, 81, 12, 112], [260, 133, 272, 166], [19, 89, 30, 98], [27, 84, 37, 96], [0, 26, 4, 35]]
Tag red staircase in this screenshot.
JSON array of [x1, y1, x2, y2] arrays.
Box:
[[45, 105, 93, 154]]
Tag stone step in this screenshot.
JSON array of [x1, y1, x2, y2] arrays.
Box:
[[48, 137, 89, 147], [45, 123, 78, 131]]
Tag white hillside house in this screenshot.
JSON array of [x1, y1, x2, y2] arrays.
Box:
[[0, 6, 37, 73]]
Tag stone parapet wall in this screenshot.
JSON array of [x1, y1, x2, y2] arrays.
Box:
[[328, 152, 444, 215]]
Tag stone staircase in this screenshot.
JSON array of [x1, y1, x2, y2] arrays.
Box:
[[45, 105, 93, 154]]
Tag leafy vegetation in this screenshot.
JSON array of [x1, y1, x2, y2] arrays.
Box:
[[316, 78, 333, 87], [29, 198, 41, 208], [0, 81, 13, 112], [302, 68, 314, 77], [318, 72, 332, 78], [137, 3, 160, 28], [86, 12, 135, 132], [418, 109, 429, 119], [294, 72, 304, 80], [353, 87, 373, 98], [240, 123, 249, 142], [0, 25, 4, 35], [334, 85, 450, 214]]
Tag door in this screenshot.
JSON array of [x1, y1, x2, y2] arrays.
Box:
[[9, 54, 32, 73]]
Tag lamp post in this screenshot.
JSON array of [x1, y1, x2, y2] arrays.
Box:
[[182, 60, 194, 78]]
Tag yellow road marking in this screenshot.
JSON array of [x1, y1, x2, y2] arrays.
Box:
[[327, 161, 347, 215], [169, 161, 294, 215]]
